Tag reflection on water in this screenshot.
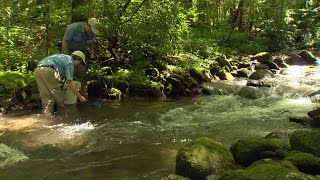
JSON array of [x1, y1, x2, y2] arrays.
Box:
[[1, 66, 320, 179]]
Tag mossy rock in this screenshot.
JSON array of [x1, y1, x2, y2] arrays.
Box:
[[176, 137, 235, 180], [252, 52, 273, 64], [213, 158, 316, 180], [284, 151, 320, 175], [244, 162, 316, 180], [230, 137, 289, 167], [298, 50, 317, 65], [290, 130, 320, 157], [274, 57, 284, 65], [265, 61, 280, 70], [215, 56, 233, 72], [235, 68, 250, 78], [216, 69, 234, 80], [248, 69, 273, 80], [235, 86, 262, 99], [189, 68, 205, 83], [208, 169, 246, 180]]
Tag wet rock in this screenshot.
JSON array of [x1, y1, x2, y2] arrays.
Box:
[[230, 137, 289, 167], [175, 137, 235, 180], [235, 68, 250, 78], [298, 50, 318, 65], [235, 86, 263, 99], [289, 116, 312, 126], [308, 107, 320, 118], [213, 160, 316, 180], [248, 69, 274, 80], [290, 130, 320, 157], [251, 52, 273, 64], [285, 50, 317, 66], [284, 151, 320, 175]]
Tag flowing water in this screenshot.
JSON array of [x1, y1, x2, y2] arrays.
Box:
[[1, 65, 320, 179]]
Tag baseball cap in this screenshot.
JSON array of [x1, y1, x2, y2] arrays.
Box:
[[88, 18, 99, 34], [72, 51, 86, 65]]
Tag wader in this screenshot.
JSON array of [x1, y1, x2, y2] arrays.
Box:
[[34, 66, 65, 115]]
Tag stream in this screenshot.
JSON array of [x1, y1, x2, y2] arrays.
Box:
[[0, 65, 319, 179]]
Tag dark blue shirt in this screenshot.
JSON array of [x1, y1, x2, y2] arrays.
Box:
[[63, 22, 94, 52]]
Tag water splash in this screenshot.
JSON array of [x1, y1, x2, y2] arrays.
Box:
[[46, 122, 95, 139]]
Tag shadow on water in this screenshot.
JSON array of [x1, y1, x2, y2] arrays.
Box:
[[1, 65, 320, 179]]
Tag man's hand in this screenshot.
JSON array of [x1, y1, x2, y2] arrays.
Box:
[[78, 95, 87, 103]]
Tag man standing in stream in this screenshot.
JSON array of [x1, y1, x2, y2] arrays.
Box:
[[61, 17, 99, 96]]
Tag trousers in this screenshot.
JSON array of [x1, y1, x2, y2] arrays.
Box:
[[34, 67, 64, 115]]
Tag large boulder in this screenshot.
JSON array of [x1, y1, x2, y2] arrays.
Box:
[[175, 137, 235, 180], [285, 51, 317, 65], [290, 130, 320, 157], [298, 50, 318, 65], [212, 160, 317, 180], [248, 69, 274, 80], [284, 151, 320, 175], [251, 52, 273, 64], [235, 86, 263, 99], [230, 137, 289, 167]]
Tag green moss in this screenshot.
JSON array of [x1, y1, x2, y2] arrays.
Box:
[[176, 137, 235, 180], [230, 137, 289, 166], [285, 152, 319, 164], [245, 163, 315, 180], [214, 169, 246, 180], [290, 130, 320, 157]]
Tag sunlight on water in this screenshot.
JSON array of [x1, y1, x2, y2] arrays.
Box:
[[46, 122, 95, 139], [285, 65, 306, 78], [290, 97, 313, 105]]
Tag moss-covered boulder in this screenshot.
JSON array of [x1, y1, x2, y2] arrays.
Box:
[[189, 67, 212, 83], [290, 130, 320, 157], [248, 69, 274, 80], [284, 151, 320, 175], [175, 137, 235, 180], [235, 68, 250, 78], [307, 107, 320, 118], [215, 56, 233, 72], [216, 69, 234, 80], [235, 86, 263, 99], [285, 51, 318, 65], [245, 161, 316, 180], [298, 50, 317, 65], [265, 61, 280, 70], [251, 52, 273, 64], [230, 137, 289, 167], [212, 160, 317, 180]]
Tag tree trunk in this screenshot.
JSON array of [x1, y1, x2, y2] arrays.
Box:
[[231, 0, 244, 30], [45, 0, 49, 56]]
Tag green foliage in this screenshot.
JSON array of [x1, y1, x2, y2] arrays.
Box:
[[0, 71, 34, 97], [225, 31, 267, 55], [1, 0, 320, 100]]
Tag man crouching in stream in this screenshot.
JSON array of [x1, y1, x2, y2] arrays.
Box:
[[34, 51, 87, 116]]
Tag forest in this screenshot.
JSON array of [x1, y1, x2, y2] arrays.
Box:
[[0, 0, 320, 112]]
